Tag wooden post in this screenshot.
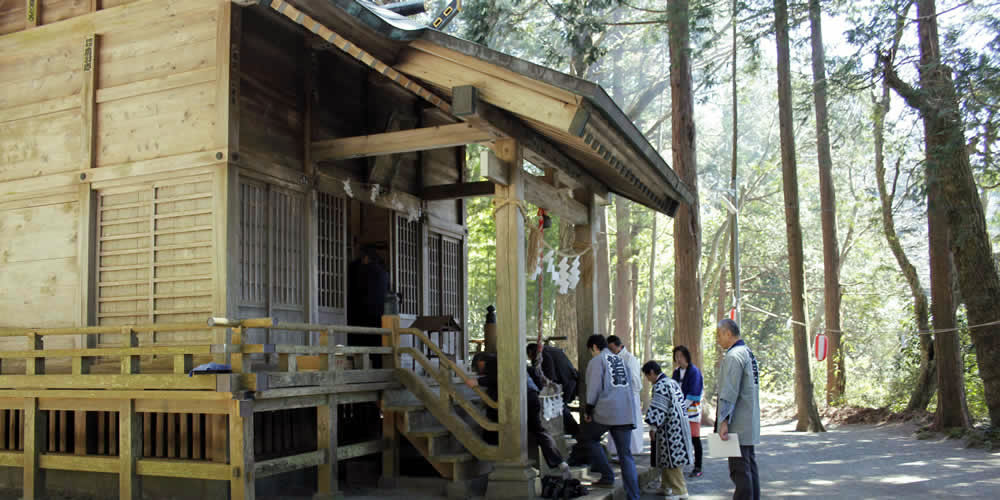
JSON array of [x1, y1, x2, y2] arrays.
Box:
[[23, 398, 45, 500], [486, 139, 535, 498], [78, 33, 99, 379], [317, 394, 338, 498], [484, 305, 497, 353], [119, 400, 141, 500], [574, 193, 601, 402], [230, 327, 245, 374], [229, 402, 254, 500], [25, 0, 39, 27], [121, 327, 138, 374], [381, 313, 400, 487], [26, 333, 43, 376]]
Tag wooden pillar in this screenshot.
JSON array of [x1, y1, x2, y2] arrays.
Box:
[[486, 139, 535, 499], [381, 314, 400, 487], [574, 193, 601, 402], [119, 400, 141, 500], [317, 394, 338, 499], [23, 398, 45, 500], [229, 402, 254, 500]]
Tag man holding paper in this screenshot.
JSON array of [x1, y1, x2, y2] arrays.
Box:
[[716, 319, 761, 500]]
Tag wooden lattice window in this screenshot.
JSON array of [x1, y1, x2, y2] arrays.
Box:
[[442, 236, 462, 321], [426, 231, 464, 324], [428, 233, 442, 316], [317, 192, 346, 311], [396, 215, 420, 316], [240, 182, 268, 306], [237, 181, 307, 322], [270, 189, 306, 307]]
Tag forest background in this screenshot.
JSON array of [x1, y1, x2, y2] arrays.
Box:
[[404, 0, 1000, 424]]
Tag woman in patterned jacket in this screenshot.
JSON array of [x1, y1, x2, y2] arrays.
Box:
[[642, 360, 693, 500]]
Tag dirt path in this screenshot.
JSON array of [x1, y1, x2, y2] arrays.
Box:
[[663, 420, 1000, 499]]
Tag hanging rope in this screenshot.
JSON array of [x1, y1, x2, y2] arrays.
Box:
[[741, 300, 1000, 337], [536, 209, 548, 358]]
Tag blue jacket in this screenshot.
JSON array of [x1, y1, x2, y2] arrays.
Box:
[[672, 364, 703, 419]]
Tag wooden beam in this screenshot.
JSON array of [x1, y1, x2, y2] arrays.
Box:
[[479, 149, 587, 224], [421, 181, 495, 201], [311, 123, 493, 161], [337, 439, 385, 460], [395, 47, 583, 133], [255, 449, 325, 478], [452, 86, 609, 203], [480, 149, 509, 186], [0, 375, 217, 390], [524, 175, 588, 225], [136, 459, 230, 480]]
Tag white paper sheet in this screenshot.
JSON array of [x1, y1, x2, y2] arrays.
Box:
[[707, 433, 742, 458]]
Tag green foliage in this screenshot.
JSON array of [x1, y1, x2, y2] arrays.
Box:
[[453, 0, 999, 423]]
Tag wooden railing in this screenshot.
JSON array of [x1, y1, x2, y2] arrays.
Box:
[[392, 327, 503, 461], [0, 316, 401, 500]]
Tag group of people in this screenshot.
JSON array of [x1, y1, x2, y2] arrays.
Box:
[[468, 319, 761, 500]]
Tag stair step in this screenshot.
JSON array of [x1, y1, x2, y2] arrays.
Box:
[[429, 451, 474, 463], [406, 426, 450, 438], [384, 403, 425, 413]]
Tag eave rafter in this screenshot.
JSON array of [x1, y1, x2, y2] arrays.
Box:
[[311, 123, 493, 161]]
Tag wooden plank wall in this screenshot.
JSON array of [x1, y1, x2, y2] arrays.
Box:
[[0, 0, 228, 363], [239, 8, 304, 171]]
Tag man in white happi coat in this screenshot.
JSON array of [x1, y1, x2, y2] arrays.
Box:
[[606, 335, 644, 456]]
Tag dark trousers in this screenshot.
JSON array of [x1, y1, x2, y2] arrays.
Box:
[[578, 421, 639, 500], [692, 433, 703, 469], [528, 390, 564, 469], [728, 445, 760, 500], [562, 405, 580, 437]]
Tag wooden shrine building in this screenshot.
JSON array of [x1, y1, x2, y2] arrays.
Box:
[[0, 0, 694, 498]]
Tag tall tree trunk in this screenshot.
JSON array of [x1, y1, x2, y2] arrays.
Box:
[[807, 0, 845, 406], [615, 200, 633, 348], [775, 0, 825, 432], [555, 220, 579, 364], [597, 207, 612, 335], [918, 0, 1000, 429], [872, 2, 935, 411], [631, 260, 640, 354], [729, 0, 741, 327], [669, 0, 704, 369], [885, 0, 985, 428], [642, 214, 658, 411]]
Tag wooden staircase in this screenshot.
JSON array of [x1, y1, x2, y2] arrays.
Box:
[[383, 376, 493, 484]]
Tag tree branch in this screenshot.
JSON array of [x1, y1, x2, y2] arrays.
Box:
[[882, 55, 927, 112]]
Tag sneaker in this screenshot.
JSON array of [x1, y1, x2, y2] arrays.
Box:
[[687, 468, 702, 478]]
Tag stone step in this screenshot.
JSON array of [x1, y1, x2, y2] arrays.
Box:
[[405, 426, 450, 439], [429, 451, 474, 463]]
